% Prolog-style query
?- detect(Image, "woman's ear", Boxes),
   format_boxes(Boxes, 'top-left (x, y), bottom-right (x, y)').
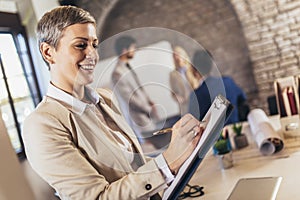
top-left (40, 42), bottom-right (55, 64)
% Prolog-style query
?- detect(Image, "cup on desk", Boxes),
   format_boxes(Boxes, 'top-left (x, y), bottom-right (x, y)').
top-left (217, 151), bottom-right (233, 169)
top-left (213, 139), bottom-right (233, 169)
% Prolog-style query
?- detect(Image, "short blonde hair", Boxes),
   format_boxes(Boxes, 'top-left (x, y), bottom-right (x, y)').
top-left (37, 6), bottom-right (96, 49)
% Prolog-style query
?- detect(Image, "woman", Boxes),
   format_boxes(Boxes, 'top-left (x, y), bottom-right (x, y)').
top-left (169, 46), bottom-right (198, 115)
top-left (22, 6), bottom-right (203, 200)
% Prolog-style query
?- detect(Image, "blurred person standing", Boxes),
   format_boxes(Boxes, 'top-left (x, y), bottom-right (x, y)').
top-left (169, 46), bottom-right (198, 116)
top-left (189, 49), bottom-right (248, 125)
top-left (111, 36), bottom-right (160, 141)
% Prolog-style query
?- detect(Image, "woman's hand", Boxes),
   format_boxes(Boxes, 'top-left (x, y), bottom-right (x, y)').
top-left (162, 114), bottom-right (204, 174)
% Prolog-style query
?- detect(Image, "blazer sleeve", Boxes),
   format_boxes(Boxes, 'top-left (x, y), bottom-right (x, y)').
top-left (22, 106), bottom-right (167, 200)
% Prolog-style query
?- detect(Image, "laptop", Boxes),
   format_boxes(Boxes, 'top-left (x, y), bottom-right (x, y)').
top-left (227, 177), bottom-right (282, 200)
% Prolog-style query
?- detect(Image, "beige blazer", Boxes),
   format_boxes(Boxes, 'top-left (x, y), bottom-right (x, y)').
top-left (169, 70), bottom-right (192, 115)
top-left (111, 60), bottom-right (156, 133)
top-left (22, 88), bottom-right (166, 200)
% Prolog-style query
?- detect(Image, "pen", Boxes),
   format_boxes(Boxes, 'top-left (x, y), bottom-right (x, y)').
top-left (152, 121), bottom-right (206, 136)
top-left (153, 127), bottom-right (173, 135)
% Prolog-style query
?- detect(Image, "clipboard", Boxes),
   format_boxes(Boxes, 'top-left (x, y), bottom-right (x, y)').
top-left (162, 94), bottom-right (233, 200)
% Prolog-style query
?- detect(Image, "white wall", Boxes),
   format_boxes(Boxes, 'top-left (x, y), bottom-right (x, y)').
top-left (91, 40), bottom-right (179, 118)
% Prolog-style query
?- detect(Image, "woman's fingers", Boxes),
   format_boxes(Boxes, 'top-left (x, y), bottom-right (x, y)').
top-left (163, 114), bottom-right (205, 174)
top-left (180, 115), bottom-right (201, 134)
top-left (171, 114), bottom-right (205, 142)
top-left (173, 114), bottom-right (194, 128)
top-left (184, 125), bottom-right (200, 140)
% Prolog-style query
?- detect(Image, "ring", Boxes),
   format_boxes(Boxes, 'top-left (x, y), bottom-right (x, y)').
top-left (190, 130), bottom-right (198, 137)
top-left (193, 131), bottom-right (198, 137)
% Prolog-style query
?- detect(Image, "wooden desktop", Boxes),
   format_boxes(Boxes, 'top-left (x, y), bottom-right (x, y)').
top-left (186, 115), bottom-right (300, 199)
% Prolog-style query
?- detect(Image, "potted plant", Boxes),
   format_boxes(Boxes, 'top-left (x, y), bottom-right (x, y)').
top-left (232, 123), bottom-right (248, 149)
top-left (213, 129), bottom-right (233, 169)
top-left (214, 139), bottom-right (231, 154)
top-left (213, 128), bottom-right (231, 154)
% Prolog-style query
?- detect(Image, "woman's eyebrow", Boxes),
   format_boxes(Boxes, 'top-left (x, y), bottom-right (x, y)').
top-left (73, 37), bottom-right (88, 41)
top-left (73, 37), bottom-right (99, 43)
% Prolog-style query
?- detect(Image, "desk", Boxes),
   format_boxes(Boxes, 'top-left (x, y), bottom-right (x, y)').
top-left (187, 115), bottom-right (300, 199)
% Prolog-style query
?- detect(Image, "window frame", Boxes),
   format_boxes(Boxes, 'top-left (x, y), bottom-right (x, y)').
top-left (0, 12), bottom-right (42, 159)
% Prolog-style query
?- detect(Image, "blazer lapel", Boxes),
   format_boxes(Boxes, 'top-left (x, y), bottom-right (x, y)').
top-left (98, 100), bottom-right (146, 162)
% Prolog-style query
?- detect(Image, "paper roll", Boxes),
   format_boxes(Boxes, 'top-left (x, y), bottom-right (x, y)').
top-left (247, 109), bottom-right (284, 155)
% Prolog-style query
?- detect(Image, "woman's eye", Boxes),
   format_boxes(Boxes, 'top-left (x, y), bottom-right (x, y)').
top-left (75, 43), bottom-right (87, 49)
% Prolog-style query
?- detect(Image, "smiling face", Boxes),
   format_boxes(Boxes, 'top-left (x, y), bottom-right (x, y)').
top-left (41, 23), bottom-right (99, 93)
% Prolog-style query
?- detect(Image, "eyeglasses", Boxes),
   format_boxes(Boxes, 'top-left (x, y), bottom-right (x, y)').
top-left (178, 184), bottom-right (204, 199)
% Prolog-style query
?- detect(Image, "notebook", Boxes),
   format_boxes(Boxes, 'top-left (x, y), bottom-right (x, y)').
top-left (162, 94), bottom-right (233, 200)
top-left (227, 177), bottom-right (282, 200)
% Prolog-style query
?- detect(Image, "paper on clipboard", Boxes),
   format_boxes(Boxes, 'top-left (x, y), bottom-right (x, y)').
top-left (162, 95), bottom-right (233, 200)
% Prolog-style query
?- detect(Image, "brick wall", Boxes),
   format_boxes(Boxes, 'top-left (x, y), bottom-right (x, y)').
top-left (79, 0), bottom-right (300, 114)
top-left (230, 0), bottom-right (300, 113)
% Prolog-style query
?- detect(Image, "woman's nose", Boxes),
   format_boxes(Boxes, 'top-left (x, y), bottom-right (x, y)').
top-left (86, 47), bottom-right (98, 60)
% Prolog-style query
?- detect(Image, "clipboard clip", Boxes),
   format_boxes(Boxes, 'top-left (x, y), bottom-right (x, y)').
top-left (214, 94), bottom-right (228, 110)
top-left (214, 101), bottom-right (221, 110)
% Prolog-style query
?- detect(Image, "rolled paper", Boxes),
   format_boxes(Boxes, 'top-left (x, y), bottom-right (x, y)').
top-left (247, 109), bottom-right (284, 156)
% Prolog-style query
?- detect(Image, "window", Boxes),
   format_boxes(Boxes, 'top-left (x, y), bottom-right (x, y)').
top-left (0, 13), bottom-right (41, 158)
